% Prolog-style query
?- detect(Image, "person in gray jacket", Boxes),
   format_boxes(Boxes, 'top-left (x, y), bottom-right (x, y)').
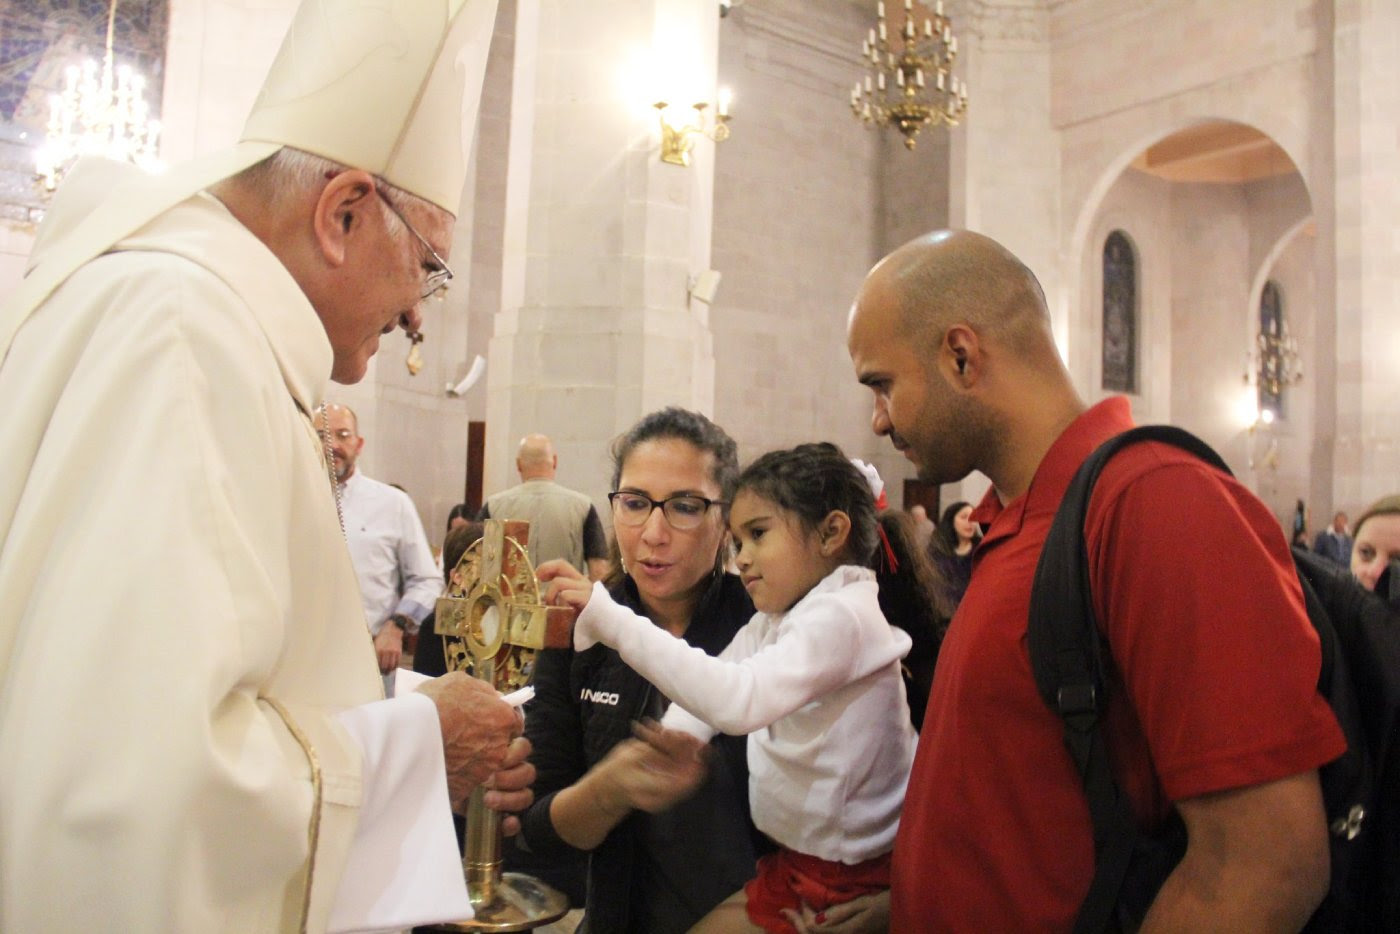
top-left (480, 433), bottom-right (608, 580)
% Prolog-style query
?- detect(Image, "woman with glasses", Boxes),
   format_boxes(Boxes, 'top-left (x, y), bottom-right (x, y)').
top-left (520, 408), bottom-right (768, 934)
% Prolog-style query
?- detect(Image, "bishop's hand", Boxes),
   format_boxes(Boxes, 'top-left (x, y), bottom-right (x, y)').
top-left (416, 672), bottom-right (528, 816)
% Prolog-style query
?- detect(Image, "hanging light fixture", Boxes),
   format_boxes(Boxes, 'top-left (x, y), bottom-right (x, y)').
top-left (850, 0), bottom-right (967, 150)
top-left (34, 0), bottom-right (164, 193)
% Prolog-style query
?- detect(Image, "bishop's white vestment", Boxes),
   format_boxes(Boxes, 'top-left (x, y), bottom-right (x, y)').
top-left (0, 186), bottom-right (468, 932)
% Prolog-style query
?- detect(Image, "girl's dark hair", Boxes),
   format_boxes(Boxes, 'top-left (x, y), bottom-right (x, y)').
top-left (935, 500), bottom-right (981, 554)
top-left (446, 502), bottom-right (473, 533)
top-left (603, 407), bottom-right (740, 590)
top-left (736, 442), bottom-right (951, 728)
top-left (440, 521), bottom-right (485, 582)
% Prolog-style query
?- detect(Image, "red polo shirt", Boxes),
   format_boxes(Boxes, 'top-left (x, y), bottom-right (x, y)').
top-left (890, 398), bottom-right (1344, 931)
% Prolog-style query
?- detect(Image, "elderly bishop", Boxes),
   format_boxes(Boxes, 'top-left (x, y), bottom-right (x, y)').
top-left (0, 2), bottom-right (527, 931)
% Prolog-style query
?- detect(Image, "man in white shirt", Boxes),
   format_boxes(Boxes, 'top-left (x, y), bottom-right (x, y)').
top-left (1312, 511), bottom-right (1353, 567)
top-left (321, 403), bottom-right (442, 690)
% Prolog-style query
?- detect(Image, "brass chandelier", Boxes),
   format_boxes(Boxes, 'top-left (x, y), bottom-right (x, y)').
top-left (850, 0), bottom-right (967, 150)
top-left (34, 0), bottom-right (163, 193)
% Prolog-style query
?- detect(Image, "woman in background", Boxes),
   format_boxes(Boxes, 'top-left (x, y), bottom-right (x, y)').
top-left (1350, 495), bottom-right (1400, 593)
top-left (931, 500), bottom-right (981, 609)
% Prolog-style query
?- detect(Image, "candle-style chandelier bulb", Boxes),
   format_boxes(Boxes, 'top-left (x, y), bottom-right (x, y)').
top-left (34, 0), bottom-right (165, 193)
top-left (850, 0), bottom-right (967, 149)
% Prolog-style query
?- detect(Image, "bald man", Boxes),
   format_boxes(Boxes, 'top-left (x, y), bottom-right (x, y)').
top-left (847, 230), bottom-right (1343, 932)
top-left (480, 434), bottom-right (608, 580)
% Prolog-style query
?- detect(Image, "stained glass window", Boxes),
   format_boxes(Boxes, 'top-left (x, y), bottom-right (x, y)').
top-left (1258, 280), bottom-right (1285, 419)
top-left (1101, 230), bottom-right (1137, 394)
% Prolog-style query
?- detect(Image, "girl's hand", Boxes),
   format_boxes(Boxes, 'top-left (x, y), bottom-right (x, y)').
top-left (539, 558), bottom-right (603, 650)
top-left (538, 559), bottom-right (593, 612)
top-left (780, 890), bottom-right (890, 934)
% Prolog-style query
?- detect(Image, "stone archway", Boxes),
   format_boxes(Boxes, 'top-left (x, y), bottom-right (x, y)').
top-left (1066, 119), bottom-right (1315, 520)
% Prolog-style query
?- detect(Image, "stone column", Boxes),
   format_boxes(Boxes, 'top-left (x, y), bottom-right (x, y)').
top-left (485, 0), bottom-right (720, 501)
top-left (943, 0), bottom-right (1056, 508)
top-left (1328, 0), bottom-right (1400, 513)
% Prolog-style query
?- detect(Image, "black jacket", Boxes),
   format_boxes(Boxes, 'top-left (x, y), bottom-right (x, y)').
top-left (520, 572), bottom-right (767, 933)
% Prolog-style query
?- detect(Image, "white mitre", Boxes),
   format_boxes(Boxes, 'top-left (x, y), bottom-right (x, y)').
top-left (1, 0), bottom-right (498, 359)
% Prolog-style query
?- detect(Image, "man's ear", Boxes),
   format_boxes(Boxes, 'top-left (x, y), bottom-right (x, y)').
top-left (312, 169), bottom-right (377, 267)
top-left (818, 510), bottom-right (852, 556)
top-left (943, 324), bottom-right (981, 387)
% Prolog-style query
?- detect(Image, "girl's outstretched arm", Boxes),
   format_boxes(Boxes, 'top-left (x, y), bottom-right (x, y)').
top-left (571, 578), bottom-right (908, 735)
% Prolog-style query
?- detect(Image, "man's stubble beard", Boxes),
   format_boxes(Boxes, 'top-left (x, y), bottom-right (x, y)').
top-left (913, 393), bottom-right (996, 488)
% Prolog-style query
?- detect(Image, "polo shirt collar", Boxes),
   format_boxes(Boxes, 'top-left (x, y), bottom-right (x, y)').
top-left (970, 397), bottom-right (1135, 552)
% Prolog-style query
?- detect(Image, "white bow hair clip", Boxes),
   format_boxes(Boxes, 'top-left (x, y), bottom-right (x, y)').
top-left (849, 458), bottom-right (886, 505)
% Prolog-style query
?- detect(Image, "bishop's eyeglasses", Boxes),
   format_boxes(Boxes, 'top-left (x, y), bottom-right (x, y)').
top-left (608, 491), bottom-right (728, 531)
top-left (375, 186), bottom-right (454, 300)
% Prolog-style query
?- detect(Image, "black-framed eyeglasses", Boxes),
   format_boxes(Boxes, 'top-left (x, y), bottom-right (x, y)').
top-left (375, 186), bottom-right (454, 300)
top-left (608, 491), bottom-right (728, 530)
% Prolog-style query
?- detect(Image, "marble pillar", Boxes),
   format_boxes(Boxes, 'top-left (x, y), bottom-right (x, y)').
top-left (1328, 0), bottom-right (1400, 513)
top-left (485, 0), bottom-right (720, 503)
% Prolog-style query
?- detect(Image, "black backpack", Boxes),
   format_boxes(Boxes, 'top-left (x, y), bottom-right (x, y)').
top-left (1027, 425), bottom-right (1400, 933)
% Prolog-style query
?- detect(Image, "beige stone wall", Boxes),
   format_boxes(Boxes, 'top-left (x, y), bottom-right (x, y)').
top-left (1048, 0), bottom-right (1393, 532)
top-left (1077, 169), bottom-right (1173, 423)
top-left (1168, 183), bottom-right (1254, 461)
top-left (709, 0), bottom-right (895, 481)
top-left (1330, 0), bottom-right (1400, 514)
top-left (482, 0), bottom-right (722, 522)
top-left (1077, 163), bottom-right (1317, 527)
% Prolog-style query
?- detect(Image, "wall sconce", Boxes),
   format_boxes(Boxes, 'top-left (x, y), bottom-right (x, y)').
top-left (654, 89), bottom-right (732, 166)
top-left (1246, 413), bottom-right (1279, 474)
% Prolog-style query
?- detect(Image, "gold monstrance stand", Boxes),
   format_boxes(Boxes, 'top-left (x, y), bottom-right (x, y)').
top-left (428, 519), bottom-right (575, 932)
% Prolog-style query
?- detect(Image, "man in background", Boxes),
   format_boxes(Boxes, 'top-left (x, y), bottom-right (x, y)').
top-left (1313, 511), bottom-right (1353, 566)
top-left (320, 403), bottom-right (442, 693)
top-left (480, 433), bottom-right (609, 580)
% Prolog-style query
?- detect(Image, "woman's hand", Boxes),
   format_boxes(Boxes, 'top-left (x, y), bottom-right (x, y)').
top-left (548, 720), bottom-right (710, 851)
top-left (622, 719), bottom-right (711, 812)
top-left (584, 725), bottom-right (707, 816)
top-left (780, 890), bottom-right (890, 934)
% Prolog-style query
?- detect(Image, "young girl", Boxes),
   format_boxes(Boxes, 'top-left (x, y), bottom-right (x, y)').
top-left (564, 441), bottom-right (946, 933)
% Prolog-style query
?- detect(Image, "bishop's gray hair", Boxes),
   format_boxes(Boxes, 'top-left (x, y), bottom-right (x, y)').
top-left (231, 147), bottom-right (441, 236)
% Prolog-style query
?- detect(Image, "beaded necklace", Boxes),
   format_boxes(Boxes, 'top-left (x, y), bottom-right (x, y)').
top-left (318, 402), bottom-right (346, 534)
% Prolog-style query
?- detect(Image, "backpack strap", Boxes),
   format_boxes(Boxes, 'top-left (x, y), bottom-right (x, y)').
top-left (1027, 424), bottom-right (1230, 934)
